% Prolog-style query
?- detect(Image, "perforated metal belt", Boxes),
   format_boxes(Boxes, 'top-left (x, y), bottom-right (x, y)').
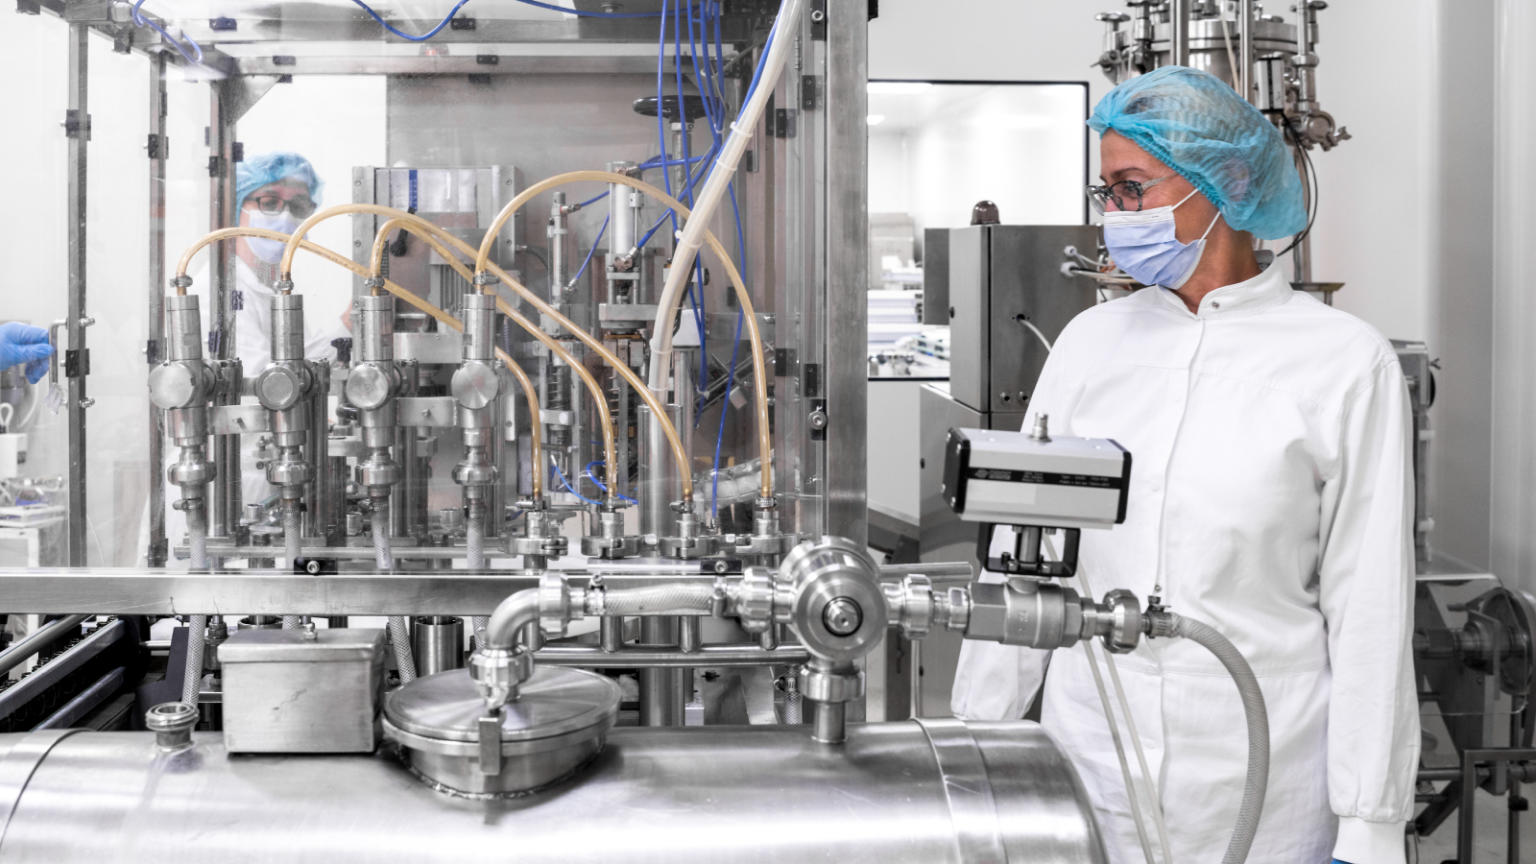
top-left (916, 717), bottom-right (1008, 864)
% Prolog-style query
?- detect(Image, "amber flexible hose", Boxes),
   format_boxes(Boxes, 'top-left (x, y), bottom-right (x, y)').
top-left (370, 217), bottom-right (619, 502)
top-left (175, 226), bottom-right (543, 499)
top-left (271, 202), bottom-right (668, 500)
top-left (472, 169), bottom-right (771, 500)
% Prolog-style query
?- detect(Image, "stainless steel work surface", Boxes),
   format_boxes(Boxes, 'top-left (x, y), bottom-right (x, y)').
top-left (0, 722), bottom-right (1106, 863)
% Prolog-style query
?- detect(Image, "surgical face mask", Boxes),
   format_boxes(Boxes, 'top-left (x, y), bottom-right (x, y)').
top-left (245, 209), bottom-right (303, 264)
top-left (1101, 189), bottom-right (1221, 290)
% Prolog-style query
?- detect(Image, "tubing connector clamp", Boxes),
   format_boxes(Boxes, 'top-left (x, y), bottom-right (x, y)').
top-left (469, 645), bottom-right (534, 711)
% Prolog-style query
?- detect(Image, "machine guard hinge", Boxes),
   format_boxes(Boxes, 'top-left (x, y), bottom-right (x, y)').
top-left (772, 107), bottom-right (797, 139)
top-left (773, 347), bottom-right (792, 377)
top-left (146, 339), bottom-right (161, 366)
top-left (451, 15), bottom-right (476, 30)
top-left (147, 133), bottom-right (168, 159)
top-left (801, 75), bottom-right (820, 111)
top-left (207, 143), bottom-right (244, 178)
top-left (64, 349), bottom-right (90, 379)
top-left (63, 109), bottom-right (92, 141)
top-left (810, 0), bottom-right (826, 40)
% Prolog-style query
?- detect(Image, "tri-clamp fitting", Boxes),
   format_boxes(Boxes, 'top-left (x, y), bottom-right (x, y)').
top-left (769, 538), bottom-right (890, 744)
top-left (657, 500), bottom-right (722, 559)
top-left (579, 503), bottom-right (641, 559)
top-left (730, 496), bottom-right (797, 559)
top-left (505, 497), bottom-right (569, 561)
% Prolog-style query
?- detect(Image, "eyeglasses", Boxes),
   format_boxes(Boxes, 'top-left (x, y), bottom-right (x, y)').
top-left (1085, 175), bottom-right (1173, 214)
top-left (247, 194), bottom-right (317, 219)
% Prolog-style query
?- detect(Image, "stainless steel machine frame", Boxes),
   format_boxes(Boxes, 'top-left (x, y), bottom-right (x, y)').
top-left (34, 0), bottom-right (869, 568)
top-left (17, 0), bottom-right (876, 745)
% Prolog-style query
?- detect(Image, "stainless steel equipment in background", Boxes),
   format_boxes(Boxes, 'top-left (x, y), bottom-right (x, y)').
top-left (1091, 0), bottom-right (1348, 298)
top-left (913, 224), bottom-right (1099, 717)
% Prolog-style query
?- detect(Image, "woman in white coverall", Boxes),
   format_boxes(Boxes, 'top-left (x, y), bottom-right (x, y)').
top-left (951, 66), bottom-right (1418, 864)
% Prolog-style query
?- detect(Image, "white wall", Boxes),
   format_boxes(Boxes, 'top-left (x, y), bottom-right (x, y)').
top-left (1490, 0), bottom-right (1536, 590)
top-left (868, 133), bottom-right (909, 214)
top-left (871, 0), bottom-right (1108, 178)
top-left (0, 11), bottom-right (383, 565)
top-left (872, 84), bottom-right (1085, 234)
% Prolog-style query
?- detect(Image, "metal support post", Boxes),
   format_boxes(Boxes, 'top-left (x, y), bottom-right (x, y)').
top-left (65, 23), bottom-right (90, 566)
top-left (639, 616), bottom-right (685, 726)
top-left (1456, 746), bottom-right (1536, 864)
top-left (208, 81), bottom-right (240, 538)
top-left (146, 52), bottom-right (169, 567)
top-left (1170, 0), bottom-right (1191, 66)
top-left (824, 2), bottom-right (868, 546)
top-left (1237, 0), bottom-right (1254, 102)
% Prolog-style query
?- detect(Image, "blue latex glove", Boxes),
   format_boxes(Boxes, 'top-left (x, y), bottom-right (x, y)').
top-left (0, 323), bottom-right (54, 384)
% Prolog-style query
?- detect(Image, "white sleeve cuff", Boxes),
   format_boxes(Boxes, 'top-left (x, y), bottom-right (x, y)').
top-left (1333, 816), bottom-right (1405, 864)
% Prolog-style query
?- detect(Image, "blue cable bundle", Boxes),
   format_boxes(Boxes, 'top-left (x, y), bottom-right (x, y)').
top-left (131, 1), bottom-right (203, 64)
top-left (551, 458), bottom-right (601, 507)
top-left (586, 461), bottom-right (639, 505)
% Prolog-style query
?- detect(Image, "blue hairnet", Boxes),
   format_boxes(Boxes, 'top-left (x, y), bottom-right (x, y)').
top-left (236, 152), bottom-right (323, 208)
top-left (1088, 66), bottom-right (1306, 240)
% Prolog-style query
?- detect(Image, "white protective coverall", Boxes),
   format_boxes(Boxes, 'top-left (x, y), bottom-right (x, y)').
top-left (951, 263), bottom-right (1419, 864)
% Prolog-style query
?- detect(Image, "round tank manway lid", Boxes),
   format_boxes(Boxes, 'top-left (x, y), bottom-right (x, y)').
top-left (385, 667), bottom-right (620, 744)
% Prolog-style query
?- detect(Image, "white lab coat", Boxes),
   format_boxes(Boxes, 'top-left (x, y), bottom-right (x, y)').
top-left (952, 264), bottom-right (1419, 864)
top-left (155, 258), bottom-right (347, 555)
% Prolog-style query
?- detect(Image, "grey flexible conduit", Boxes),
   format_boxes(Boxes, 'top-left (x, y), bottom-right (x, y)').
top-left (467, 510), bottom-right (486, 650)
top-left (1169, 612), bottom-right (1269, 864)
top-left (281, 505), bottom-right (303, 630)
top-left (182, 505), bottom-right (208, 706)
top-left (377, 507), bottom-right (416, 683)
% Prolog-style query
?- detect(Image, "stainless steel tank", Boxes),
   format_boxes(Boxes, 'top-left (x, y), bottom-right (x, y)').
top-left (0, 720), bottom-right (1105, 863)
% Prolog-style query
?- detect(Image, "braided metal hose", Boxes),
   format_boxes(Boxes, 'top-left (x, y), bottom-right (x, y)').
top-left (600, 583), bottom-right (717, 616)
top-left (181, 615), bottom-right (206, 706)
top-left (781, 674), bottom-right (803, 725)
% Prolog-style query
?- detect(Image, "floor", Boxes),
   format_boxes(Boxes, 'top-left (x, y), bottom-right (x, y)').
top-left (1413, 790), bottom-right (1536, 863)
